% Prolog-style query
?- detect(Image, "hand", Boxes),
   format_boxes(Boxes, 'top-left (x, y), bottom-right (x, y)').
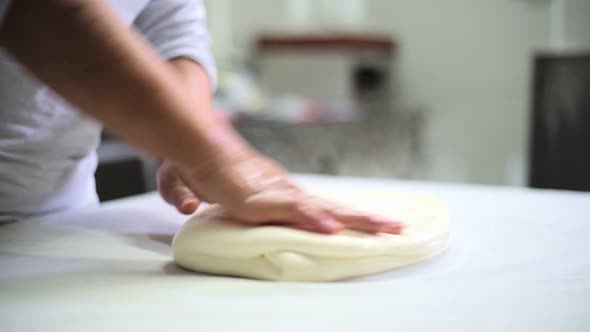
top-left (158, 152), bottom-right (404, 235)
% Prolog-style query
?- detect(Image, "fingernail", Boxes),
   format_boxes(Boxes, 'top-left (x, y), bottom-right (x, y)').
top-left (180, 198), bottom-right (198, 212)
top-left (380, 222), bottom-right (404, 235)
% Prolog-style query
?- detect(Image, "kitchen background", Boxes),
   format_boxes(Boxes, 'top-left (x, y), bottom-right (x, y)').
top-left (97, 0), bottom-right (590, 201)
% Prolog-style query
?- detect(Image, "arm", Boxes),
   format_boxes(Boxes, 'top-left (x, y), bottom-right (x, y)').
top-left (157, 57), bottom-right (251, 214)
top-left (0, 0), bottom-right (403, 234)
top-left (0, 0), bottom-right (234, 168)
top-left (130, 0), bottom-right (244, 153)
top-left (159, 58), bottom-right (402, 234)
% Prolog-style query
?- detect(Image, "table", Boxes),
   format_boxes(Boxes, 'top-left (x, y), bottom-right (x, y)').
top-left (1, 175), bottom-right (589, 331)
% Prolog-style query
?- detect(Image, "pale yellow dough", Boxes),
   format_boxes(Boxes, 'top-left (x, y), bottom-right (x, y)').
top-left (172, 188), bottom-right (450, 281)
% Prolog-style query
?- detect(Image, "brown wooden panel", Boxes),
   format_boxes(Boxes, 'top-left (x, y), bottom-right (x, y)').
top-left (256, 33), bottom-right (397, 55)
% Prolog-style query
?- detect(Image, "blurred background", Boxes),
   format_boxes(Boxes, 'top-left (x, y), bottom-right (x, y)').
top-left (96, 0), bottom-right (590, 201)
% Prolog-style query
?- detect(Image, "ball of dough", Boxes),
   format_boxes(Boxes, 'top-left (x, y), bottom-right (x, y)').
top-left (172, 188), bottom-right (450, 281)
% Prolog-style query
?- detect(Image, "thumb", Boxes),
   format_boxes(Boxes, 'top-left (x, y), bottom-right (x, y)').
top-left (157, 163), bottom-right (201, 214)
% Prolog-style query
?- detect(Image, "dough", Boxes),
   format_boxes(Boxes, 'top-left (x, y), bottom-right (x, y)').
top-left (172, 188), bottom-right (450, 281)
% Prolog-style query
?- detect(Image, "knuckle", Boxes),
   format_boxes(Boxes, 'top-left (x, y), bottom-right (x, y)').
top-left (235, 203), bottom-right (265, 222)
top-left (286, 196), bottom-right (303, 211)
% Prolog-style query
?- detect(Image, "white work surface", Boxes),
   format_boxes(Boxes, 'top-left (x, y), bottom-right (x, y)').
top-left (1, 175), bottom-right (589, 331)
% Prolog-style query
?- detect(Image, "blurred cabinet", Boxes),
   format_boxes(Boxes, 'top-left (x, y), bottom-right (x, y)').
top-left (529, 52), bottom-right (590, 191)
top-left (254, 33), bottom-right (396, 111)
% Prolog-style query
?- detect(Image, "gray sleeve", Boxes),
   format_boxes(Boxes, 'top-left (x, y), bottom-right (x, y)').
top-left (0, 0), bottom-right (12, 31)
top-left (134, 0), bottom-right (217, 91)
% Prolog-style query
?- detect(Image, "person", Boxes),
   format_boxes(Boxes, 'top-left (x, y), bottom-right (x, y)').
top-left (0, 0), bottom-right (403, 234)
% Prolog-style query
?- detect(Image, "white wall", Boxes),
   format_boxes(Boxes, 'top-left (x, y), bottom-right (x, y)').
top-left (366, 0), bottom-right (550, 185)
top-left (563, 0), bottom-right (590, 47)
top-left (204, 0), bottom-right (556, 185)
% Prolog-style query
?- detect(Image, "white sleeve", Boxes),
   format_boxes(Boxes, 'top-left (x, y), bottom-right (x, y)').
top-left (134, 0), bottom-right (217, 91)
top-left (0, 0), bottom-right (12, 31)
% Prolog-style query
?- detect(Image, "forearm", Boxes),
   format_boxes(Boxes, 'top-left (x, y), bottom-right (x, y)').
top-left (167, 57), bottom-right (249, 152)
top-left (0, 0), bottom-right (237, 166)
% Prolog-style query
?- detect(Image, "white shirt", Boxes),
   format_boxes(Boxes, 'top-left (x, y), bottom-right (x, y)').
top-left (0, 0), bottom-right (216, 221)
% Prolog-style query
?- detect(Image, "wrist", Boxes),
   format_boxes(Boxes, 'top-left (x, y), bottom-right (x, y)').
top-left (179, 125), bottom-right (254, 178)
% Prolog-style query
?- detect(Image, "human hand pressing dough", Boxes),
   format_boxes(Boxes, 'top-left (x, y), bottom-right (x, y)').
top-left (157, 153), bottom-right (404, 235)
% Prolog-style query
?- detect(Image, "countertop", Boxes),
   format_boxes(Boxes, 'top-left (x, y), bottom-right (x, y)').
top-left (1, 175), bottom-right (589, 331)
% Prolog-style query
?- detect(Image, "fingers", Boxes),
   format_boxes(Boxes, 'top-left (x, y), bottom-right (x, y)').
top-left (329, 209), bottom-right (404, 235)
top-left (238, 191), bottom-right (404, 235)
top-left (311, 198), bottom-right (405, 235)
top-left (158, 163), bottom-right (201, 214)
top-left (239, 191), bottom-right (345, 234)
top-left (290, 198), bottom-right (345, 234)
